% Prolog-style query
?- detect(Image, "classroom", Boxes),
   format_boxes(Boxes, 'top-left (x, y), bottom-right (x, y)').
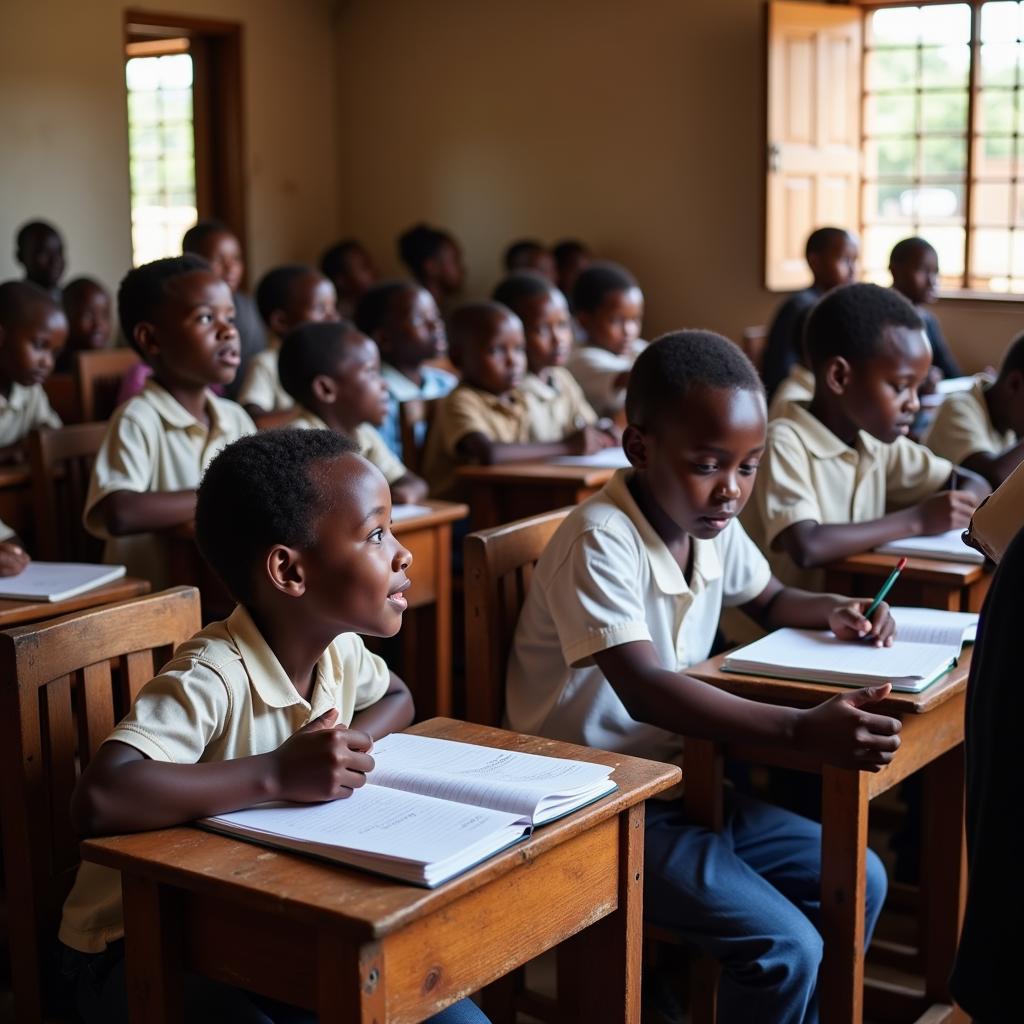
top-left (1, 1), bottom-right (1020, 1022)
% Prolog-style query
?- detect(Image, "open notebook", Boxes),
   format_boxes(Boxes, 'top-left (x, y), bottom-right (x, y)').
top-left (721, 607), bottom-right (978, 693)
top-left (389, 503), bottom-right (434, 523)
top-left (549, 448), bottom-right (630, 469)
top-left (0, 562), bottom-right (126, 602)
top-left (202, 733), bottom-right (617, 887)
top-left (875, 528), bottom-right (984, 565)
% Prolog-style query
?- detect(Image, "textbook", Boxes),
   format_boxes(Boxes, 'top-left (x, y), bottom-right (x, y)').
top-left (721, 606), bottom-right (978, 693)
top-left (202, 732), bottom-right (618, 887)
top-left (549, 448), bottom-right (630, 469)
top-left (0, 562), bottom-right (126, 602)
top-left (875, 528), bottom-right (984, 565)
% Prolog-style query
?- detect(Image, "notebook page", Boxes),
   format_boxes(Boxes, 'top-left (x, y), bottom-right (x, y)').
top-left (389, 503), bottom-right (434, 523)
top-left (890, 607), bottom-right (978, 646)
top-left (548, 449), bottom-right (630, 469)
top-left (875, 529), bottom-right (984, 564)
top-left (0, 562), bottom-right (126, 601)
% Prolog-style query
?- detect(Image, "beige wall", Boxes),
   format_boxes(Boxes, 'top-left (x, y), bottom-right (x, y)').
top-left (334, 0), bottom-right (1020, 371)
top-left (0, 0), bottom-right (338, 302)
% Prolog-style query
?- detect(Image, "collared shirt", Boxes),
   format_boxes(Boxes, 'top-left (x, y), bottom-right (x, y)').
top-left (58, 603), bottom-right (391, 953)
top-left (744, 401), bottom-right (952, 591)
top-left (506, 469), bottom-right (771, 772)
top-left (379, 363), bottom-right (457, 458)
top-left (925, 374), bottom-right (1014, 468)
top-left (83, 379), bottom-right (256, 588)
top-left (237, 345), bottom-right (293, 413)
top-left (520, 366), bottom-right (598, 442)
top-left (767, 364), bottom-right (814, 421)
top-left (288, 408), bottom-right (409, 484)
top-left (421, 383), bottom-right (531, 500)
top-left (0, 380), bottom-right (62, 446)
top-left (566, 340), bottom-right (648, 417)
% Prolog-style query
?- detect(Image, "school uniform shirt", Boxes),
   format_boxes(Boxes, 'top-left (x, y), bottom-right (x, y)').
top-left (744, 401), bottom-right (952, 591)
top-left (58, 603), bottom-right (391, 954)
top-left (762, 286), bottom-right (821, 398)
top-left (421, 382), bottom-right (531, 500)
top-left (767, 364), bottom-right (814, 422)
top-left (506, 468), bottom-right (771, 778)
top-left (236, 344), bottom-right (293, 413)
top-left (379, 363), bottom-right (458, 458)
top-left (520, 366), bottom-right (598, 443)
top-left (924, 374), bottom-right (1014, 467)
top-left (0, 380), bottom-right (62, 446)
top-left (83, 379), bottom-right (256, 589)
top-left (566, 339), bottom-right (648, 417)
top-left (920, 307), bottom-right (962, 379)
top-left (288, 408), bottom-right (409, 484)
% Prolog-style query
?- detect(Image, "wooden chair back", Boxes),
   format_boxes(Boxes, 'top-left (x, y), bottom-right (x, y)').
top-left (463, 508), bottom-right (570, 726)
top-left (43, 373), bottom-right (81, 424)
top-left (0, 586), bottom-right (202, 1024)
top-left (741, 324), bottom-right (768, 372)
top-left (27, 422), bottom-right (108, 562)
top-left (75, 347), bottom-right (140, 422)
top-left (399, 396), bottom-right (441, 476)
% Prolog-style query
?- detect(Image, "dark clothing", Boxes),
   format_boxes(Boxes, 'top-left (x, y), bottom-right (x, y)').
top-left (763, 287), bottom-right (821, 398)
top-left (920, 308), bottom-right (962, 379)
top-left (226, 290), bottom-right (267, 402)
top-left (949, 525), bottom-right (1024, 1018)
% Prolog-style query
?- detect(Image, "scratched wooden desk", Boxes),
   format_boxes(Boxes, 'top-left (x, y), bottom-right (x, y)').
top-left (0, 577), bottom-right (151, 628)
top-left (80, 717), bottom-right (680, 1024)
top-left (685, 652), bottom-right (971, 1024)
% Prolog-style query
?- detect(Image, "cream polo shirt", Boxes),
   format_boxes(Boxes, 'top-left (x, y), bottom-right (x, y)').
top-left (422, 383), bottom-right (531, 500)
top-left (566, 339), bottom-right (648, 417)
top-left (767, 364), bottom-right (814, 422)
top-left (925, 374), bottom-right (1015, 467)
top-left (59, 603), bottom-right (391, 953)
top-left (288, 408), bottom-right (409, 484)
top-left (0, 518), bottom-right (14, 542)
top-left (506, 469), bottom-right (771, 770)
top-left (0, 380), bottom-right (62, 446)
top-left (237, 345), bottom-right (294, 413)
top-left (520, 366), bottom-right (598, 443)
top-left (83, 380), bottom-right (256, 589)
top-left (744, 401), bottom-right (953, 591)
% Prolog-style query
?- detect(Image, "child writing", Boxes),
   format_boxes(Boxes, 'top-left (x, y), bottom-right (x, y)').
top-left (278, 320), bottom-right (428, 504)
top-left (83, 255), bottom-right (255, 589)
top-left (506, 331), bottom-right (899, 1024)
top-left (58, 277), bottom-right (113, 372)
top-left (354, 280), bottom-right (457, 458)
top-left (320, 238), bottom-right (378, 318)
top-left (925, 332), bottom-right (1024, 487)
top-left (61, 428), bottom-right (491, 1024)
top-left (397, 223), bottom-right (465, 310)
top-left (237, 264), bottom-right (339, 417)
top-left (745, 283), bottom-right (989, 592)
top-left (565, 261), bottom-right (646, 416)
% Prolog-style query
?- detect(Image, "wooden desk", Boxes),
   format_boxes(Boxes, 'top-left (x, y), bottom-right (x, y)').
top-left (0, 576), bottom-right (151, 627)
top-left (457, 463), bottom-right (614, 530)
top-left (824, 552), bottom-right (991, 612)
top-left (686, 653), bottom-right (970, 1024)
top-left (80, 717), bottom-right (681, 1024)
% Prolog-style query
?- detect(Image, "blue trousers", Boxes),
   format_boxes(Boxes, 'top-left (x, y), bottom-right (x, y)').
top-left (644, 793), bottom-right (888, 1024)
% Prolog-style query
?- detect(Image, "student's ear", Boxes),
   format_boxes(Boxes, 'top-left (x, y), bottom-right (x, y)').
top-left (622, 424), bottom-right (649, 469)
top-left (268, 309), bottom-right (291, 339)
top-left (132, 322), bottom-right (160, 363)
top-left (310, 373), bottom-right (339, 405)
top-left (266, 544), bottom-right (306, 597)
top-left (822, 355), bottom-right (852, 396)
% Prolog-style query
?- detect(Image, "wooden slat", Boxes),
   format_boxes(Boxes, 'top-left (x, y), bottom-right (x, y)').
top-left (78, 660), bottom-right (116, 766)
top-left (121, 648), bottom-right (157, 708)
top-left (41, 674), bottom-right (77, 875)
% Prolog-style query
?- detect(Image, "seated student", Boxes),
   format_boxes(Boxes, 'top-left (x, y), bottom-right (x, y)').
top-left (507, 332), bottom-right (899, 1024)
top-left (890, 236), bottom-right (962, 382)
top-left (320, 238), bottom-right (378, 318)
top-left (503, 239), bottom-right (556, 283)
top-left (397, 223), bottom-right (465, 311)
top-left (237, 264), bottom-right (339, 417)
top-left (565, 262), bottom-right (646, 417)
top-left (61, 428), bottom-right (491, 1024)
top-left (354, 280), bottom-right (457, 458)
top-left (279, 320), bottom-right (428, 504)
top-left (767, 344), bottom-right (814, 421)
top-left (925, 332), bottom-right (1024, 488)
top-left (15, 219), bottom-right (65, 303)
top-left (553, 238), bottom-right (591, 302)
top-left (84, 255), bottom-right (255, 589)
top-left (422, 301), bottom-right (612, 500)
top-left (745, 283), bottom-right (989, 592)
top-left (492, 271), bottom-right (616, 446)
top-left (58, 277), bottom-right (113, 372)
top-left (762, 226), bottom-right (859, 398)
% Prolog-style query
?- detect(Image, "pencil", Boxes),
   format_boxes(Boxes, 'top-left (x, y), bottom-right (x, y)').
top-left (864, 556), bottom-right (908, 619)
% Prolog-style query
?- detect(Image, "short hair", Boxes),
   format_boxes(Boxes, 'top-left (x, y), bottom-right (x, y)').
top-left (491, 271), bottom-right (555, 314)
top-left (255, 264), bottom-right (313, 324)
top-left (572, 261), bottom-right (638, 313)
top-left (353, 280), bottom-right (415, 337)
top-left (182, 219), bottom-right (232, 254)
top-left (804, 283), bottom-right (923, 370)
top-left (626, 331), bottom-right (763, 428)
top-left (889, 236), bottom-right (936, 267)
top-left (15, 220), bottom-right (61, 251)
top-left (805, 226), bottom-right (850, 259)
top-left (448, 301), bottom-right (514, 362)
top-left (117, 254), bottom-right (210, 349)
top-left (504, 239), bottom-right (546, 272)
top-left (278, 320), bottom-right (362, 408)
top-left (196, 429), bottom-right (360, 604)
top-left (999, 332), bottom-right (1024, 379)
top-left (320, 239), bottom-right (364, 280)
top-left (397, 223), bottom-right (451, 275)
top-left (553, 239), bottom-right (588, 268)
top-left (62, 276), bottom-right (107, 309)
top-left (0, 279), bottom-right (56, 328)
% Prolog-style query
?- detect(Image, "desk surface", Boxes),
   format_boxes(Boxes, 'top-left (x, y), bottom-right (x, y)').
top-left (0, 576), bottom-right (151, 627)
top-left (390, 499), bottom-right (468, 532)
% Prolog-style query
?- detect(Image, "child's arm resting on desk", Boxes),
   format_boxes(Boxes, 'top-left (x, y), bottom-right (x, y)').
top-left (350, 671), bottom-right (414, 739)
top-left (94, 489), bottom-right (198, 535)
top-left (457, 425), bottom-right (614, 466)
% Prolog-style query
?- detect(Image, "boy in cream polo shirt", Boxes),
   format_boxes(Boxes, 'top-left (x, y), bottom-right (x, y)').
top-left (83, 255), bottom-right (255, 589)
top-left (508, 332), bottom-right (901, 1024)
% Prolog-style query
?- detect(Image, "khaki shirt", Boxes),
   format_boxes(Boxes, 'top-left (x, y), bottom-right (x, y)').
top-left (288, 408), bottom-right (409, 484)
top-left (83, 380), bottom-right (256, 588)
top-left (237, 346), bottom-right (294, 413)
top-left (925, 374), bottom-right (1015, 467)
top-left (744, 402), bottom-right (953, 591)
top-left (59, 603), bottom-right (391, 953)
top-left (520, 366), bottom-right (598, 442)
top-left (566, 340), bottom-right (647, 417)
top-left (422, 383), bottom-right (531, 500)
top-left (0, 380), bottom-right (61, 446)
top-left (767, 364), bottom-right (814, 421)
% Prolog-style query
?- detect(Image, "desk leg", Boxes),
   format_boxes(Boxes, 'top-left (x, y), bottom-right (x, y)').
top-left (556, 803), bottom-right (644, 1023)
top-left (317, 933), bottom-right (385, 1023)
top-left (122, 873), bottom-right (184, 1024)
top-left (820, 767), bottom-right (869, 1024)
